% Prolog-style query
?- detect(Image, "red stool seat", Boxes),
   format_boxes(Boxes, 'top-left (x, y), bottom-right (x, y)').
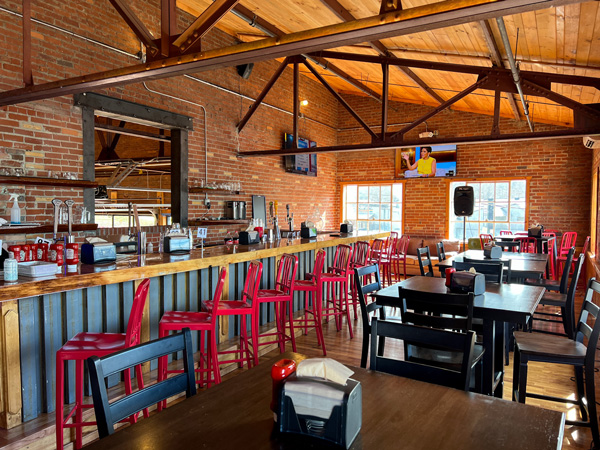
top-left (56, 278), bottom-right (150, 450)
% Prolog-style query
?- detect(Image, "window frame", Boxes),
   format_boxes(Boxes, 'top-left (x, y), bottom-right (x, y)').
top-left (446, 177), bottom-right (531, 239)
top-left (340, 180), bottom-right (406, 234)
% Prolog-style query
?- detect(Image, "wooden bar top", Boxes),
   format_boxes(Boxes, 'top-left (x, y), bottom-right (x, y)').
top-left (0, 231), bottom-right (387, 302)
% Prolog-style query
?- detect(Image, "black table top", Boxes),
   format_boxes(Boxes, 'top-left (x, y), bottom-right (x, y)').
top-left (376, 277), bottom-right (545, 324)
top-left (84, 352), bottom-right (564, 450)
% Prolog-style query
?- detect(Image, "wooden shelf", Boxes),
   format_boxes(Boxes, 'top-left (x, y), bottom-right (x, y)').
top-left (188, 220), bottom-right (248, 226)
top-left (0, 223), bottom-right (98, 235)
top-left (189, 187), bottom-right (241, 195)
top-left (0, 176), bottom-right (98, 188)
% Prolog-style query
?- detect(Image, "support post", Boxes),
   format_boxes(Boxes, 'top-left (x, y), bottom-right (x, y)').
top-left (492, 89), bottom-right (501, 136)
top-left (161, 0), bottom-right (177, 57)
top-left (82, 106), bottom-right (96, 224)
top-left (171, 129), bottom-right (189, 227)
top-left (293, 62), bottom-right (299, 147)
top-left (0, 301), bottom-right (22, 428)
top-left (381, 63), bottom-right (389, 140)
top-left (22, 0), bottom-right (33, 87)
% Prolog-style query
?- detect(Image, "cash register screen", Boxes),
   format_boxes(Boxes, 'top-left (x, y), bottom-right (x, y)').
top-left (252, 195), bottom-right (267, 226)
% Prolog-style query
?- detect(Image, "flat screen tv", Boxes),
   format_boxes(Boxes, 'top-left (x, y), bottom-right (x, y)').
top-left (283, 133), bottom-right (317, 177)
top-left (395, 144), bottom-right (457, 178)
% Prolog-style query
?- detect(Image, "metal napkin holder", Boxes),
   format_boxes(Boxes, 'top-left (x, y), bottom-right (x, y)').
top-left (276, 374), bottom-right (362, 449)
top-left (449, 271), bottom-right (485, 296)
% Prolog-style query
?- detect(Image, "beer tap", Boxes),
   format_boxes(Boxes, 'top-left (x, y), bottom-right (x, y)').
top-left (286, 204), bottom-right (294, 231)
top-left (65, 200), bottom-right (75, 243)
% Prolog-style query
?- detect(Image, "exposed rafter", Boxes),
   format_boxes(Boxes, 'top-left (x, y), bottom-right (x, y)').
top-left (0, 0), bottom-right (591, 107)
top-left (109, 0), bottom-right (159, 56)
top-left (319, 0), bottom-right (444, 104)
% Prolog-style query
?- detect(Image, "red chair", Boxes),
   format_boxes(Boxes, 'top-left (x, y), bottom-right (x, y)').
top-left (542, 232), bottom-right (557, 279)
top-left (321, 244), bottom-right (354, 338)
top-left (349, 241), bottom-right (371, 317)
top-left (368, 239), bottom-right (385, 266)
top-left (557, 231), bottom-right (577, 274)
top-left (499, 230), bottom-right (513, 236)
top-left (256, 254), bottom-right (299, 354)
top-left (516, 237), bottom-right (536, 253)
top-left (203, 261), bottom-right (263, 368)
top-left (158, 268), bottom-right (227, 400)
top-left (390, 234), bottom-right (410, 282)
top-left (380, 234), bottom-right (397, 286)
top-left (56, 278), bottom-right (150, 450)
top-left (479, 233), bottom-right (493, 249)
top-left (294, 249), bottom-right (327, 355)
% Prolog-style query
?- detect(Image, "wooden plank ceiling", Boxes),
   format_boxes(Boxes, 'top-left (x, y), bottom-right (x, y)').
top-left (177, 0), bottom-right (600, 127)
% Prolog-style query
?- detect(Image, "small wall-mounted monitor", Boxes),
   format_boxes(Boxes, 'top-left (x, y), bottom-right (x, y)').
top-left (283, 133), bottom-right (317, 177)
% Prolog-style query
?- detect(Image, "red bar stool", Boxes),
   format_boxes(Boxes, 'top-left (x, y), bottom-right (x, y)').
top-left (56, 278), bottom-right (150, 450)
top-left (202, 261), bottom-right (263, 368)
top-left (256, 254), bottom-right (299, 353)
top-left (379, 234), bottom-right (397, 286)
top-left (542, 232), bottom-right (557, 279)
top-left (390, 234), bottom-right (410, 282)
top-left (499, 230), bottom-right (513, 236)
top-left (293, 249), bottom-right (327, 355)
top-left (321, 244), bottom-right (354, 338)
top-left (557, 231), bottom-right (577, 275)
top-left (158, 267), bottom-right (227, 402)
top-left (348, 241), bottom-right (371, 316)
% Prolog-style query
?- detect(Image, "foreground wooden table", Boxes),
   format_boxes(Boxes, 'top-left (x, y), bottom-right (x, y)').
top-left (84, 353), bottom-right (564, 450)
top-left (375, 277), bottom-right (545, 397)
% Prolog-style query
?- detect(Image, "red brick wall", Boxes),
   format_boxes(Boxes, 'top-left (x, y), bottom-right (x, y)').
top-left (0, 1), bottom-right (338, 245)
top-left (337, 94), bottom-right (592, 246)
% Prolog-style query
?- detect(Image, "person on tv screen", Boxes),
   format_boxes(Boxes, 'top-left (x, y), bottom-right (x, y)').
top-left (403, 146), bottom-right (436, 177)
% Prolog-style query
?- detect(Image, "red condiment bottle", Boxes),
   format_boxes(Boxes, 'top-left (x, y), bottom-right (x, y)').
top-left (22, 244), bottom-right (31, 262)
top-left (66, 243), bottom-right (79, 272)
top-left (37, 243), bottom-right (48, 261)
top-left (8, 245), bottom-right (21, 262)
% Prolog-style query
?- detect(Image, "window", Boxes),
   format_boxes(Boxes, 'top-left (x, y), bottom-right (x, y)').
top-left (342, 183), bottom-right (403, 233)
top-left (449, 179), bottom-right (528, 241)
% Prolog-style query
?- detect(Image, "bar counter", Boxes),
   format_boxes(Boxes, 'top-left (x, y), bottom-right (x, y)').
top-left (0, 231), bottom-right (387, 429)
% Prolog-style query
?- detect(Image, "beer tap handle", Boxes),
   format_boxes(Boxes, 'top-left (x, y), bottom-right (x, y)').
top-left (65, 200), bottom-right (75, 241)
top-left (51, 199), bottom-right (63, 242)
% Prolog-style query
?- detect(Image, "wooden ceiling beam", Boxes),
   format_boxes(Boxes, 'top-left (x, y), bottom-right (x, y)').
top-left (0, 0), bottom-right (591, 107)
top-left (231, 3), bottom-right (381, 101)
top-left (173, 0), bottom-right (240, 54)
top-left (319, 0), bottom-right (445, 104)
top-left (479, 20), bottom-right (520, 121)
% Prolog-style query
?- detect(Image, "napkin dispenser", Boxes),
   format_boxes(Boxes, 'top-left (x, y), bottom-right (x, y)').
top-left (277, 375), bottom-right (362, 449)
top-left (340, 223), bottom-right (353, 233)
top-left (449, 271), bottom-right (485, 296)
top-left (81, 243), bottom-right (117, 264)
top-left (528, 225), bottom-right (544, 238)
top-left (301, 226), bottom-right (317, 238)
top-left (239, 231), bottom-right (260, 245)
top-left (483, 244), bottom-right (502, 259)
top-left (163, 236), bottom-right (191, 253)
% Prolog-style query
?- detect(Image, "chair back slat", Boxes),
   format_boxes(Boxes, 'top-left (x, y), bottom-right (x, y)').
top-left (88, 329), bottom-right (196, 439)
top-left (394, 235), bottom-right (410, 257)
top-left (332, 244), bottom-right (353, 275)
top-left (398, 286), bottom-right (475, 331)
top-left (370, 319), bottom-right (475, 391)
top-left (369, 239), bottom-right (385, 265)
top-left (354, 264), bottom-right (385, 368)
top-left (242, 261), bottom-right (263, 309)
top-left (454, 259), bottom-right (510, 284)
top-left (274, 254), bottom-right (298, 294)
top-left (479, 234), bottom-right (493, 249)
top-left (417, 246), bottom-right (434, 277)
top-left (576, 279), bottom-right (600, 365)
top-left (558, 247), bottom-right (575, 294)
top-left (125, 278), bottom-right (151, 347)
top-left (351, 241), bottom-right (370, 267)
top-left (559, 232), bottom-right (577, 256)
top-left (515, 237), bottom-right (536, 253)
top-left (436, 241), bottom-right (446, 262)
top-left (208, 268), bottom-right (228, 325)
top-left (563, 254), bottom-right (585, 338)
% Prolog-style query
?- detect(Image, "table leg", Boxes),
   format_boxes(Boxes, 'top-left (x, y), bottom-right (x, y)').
top-left (482, 318), bottom-right (505, 398)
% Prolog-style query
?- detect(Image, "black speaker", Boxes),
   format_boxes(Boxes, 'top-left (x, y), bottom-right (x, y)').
top-left (236, 63), bottom-right (254, 79)
top-left (454, 186), bottom-right (474, 216)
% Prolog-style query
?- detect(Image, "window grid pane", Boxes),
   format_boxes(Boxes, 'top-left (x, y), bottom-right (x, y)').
top-left (343, 183), bottom-right (403, 233)
top-left (449, 179), bottom-right (527, 241)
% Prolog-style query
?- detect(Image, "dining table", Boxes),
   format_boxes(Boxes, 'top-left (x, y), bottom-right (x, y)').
top-left (83, 352), bottom-right (564, 450)
top-left (438, 250), bottom-right (549, 280)
top-left (375, 276), bottom-right (546, 398)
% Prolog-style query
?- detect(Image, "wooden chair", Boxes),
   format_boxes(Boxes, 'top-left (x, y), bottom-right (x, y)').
top-left (354, 264), bottom-right (387, 368)
top-left (454, 259), bottom-right (511, 284)
top-left (417, 246), bottom-right (434, 277)
top-left (512, 278), bottom-right (600, 449)
top-left (397, 286), bottom-right (484, 392)
top-left (532, 253), bottom-right (585, 339)
top-left (524, 246), bottom-right (575, 293)
top-left (88, 329), bottom-right (197, 439)
top-left (436, 241), bottom-right (446, 262)
top-left (348, 241), bottom-right (371, 319)
top-left (370, 318), bottom-right (476, 391)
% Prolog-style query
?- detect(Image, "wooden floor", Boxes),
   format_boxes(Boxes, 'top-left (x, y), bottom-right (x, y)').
top-left (0, 286), bottom-right (596, 449)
